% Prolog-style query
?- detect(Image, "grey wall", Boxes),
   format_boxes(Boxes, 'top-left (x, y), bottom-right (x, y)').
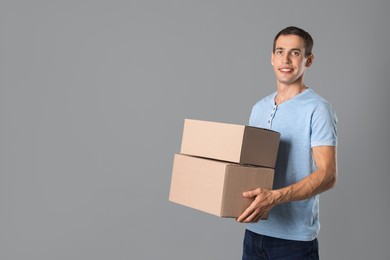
top-left (1, 1), bottom-right (389, 259)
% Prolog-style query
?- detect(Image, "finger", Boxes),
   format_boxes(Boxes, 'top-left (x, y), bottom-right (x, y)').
top-left (252, 213), bottom-right (263, 223)
top-left (241, 206), bottom-right (269, 223)
top-left (238, 204), bottom-right (262, 223)
top-left (236, 205), bottom-right (255, 222)
top-left (243, 188), bottom-right (261, 198)
top-left (242, 210), bottom-right (260, 223)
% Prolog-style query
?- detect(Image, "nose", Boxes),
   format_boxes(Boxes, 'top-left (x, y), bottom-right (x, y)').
top-left (282, 53), bottom-right (292, 64)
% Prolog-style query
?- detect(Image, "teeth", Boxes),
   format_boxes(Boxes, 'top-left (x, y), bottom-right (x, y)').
top-left (280, 68), bottom-right (293, 72)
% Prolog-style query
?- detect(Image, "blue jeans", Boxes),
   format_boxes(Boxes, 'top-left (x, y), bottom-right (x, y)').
top-left (242, 229), bottom-right (319, 260)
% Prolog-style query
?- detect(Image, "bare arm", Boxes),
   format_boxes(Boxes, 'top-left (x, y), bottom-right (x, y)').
top-left (236, 145), bottom-right (337, 223)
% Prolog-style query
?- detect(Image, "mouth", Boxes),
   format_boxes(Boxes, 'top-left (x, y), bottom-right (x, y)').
top-left (279, 67), bottom-right (294, 73)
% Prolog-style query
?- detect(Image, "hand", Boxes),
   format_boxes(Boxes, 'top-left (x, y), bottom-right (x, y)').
top-left (236, 188), bottom-right (278, 223)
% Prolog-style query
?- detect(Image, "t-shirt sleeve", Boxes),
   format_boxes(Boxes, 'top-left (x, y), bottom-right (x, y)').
top-left (311, 101), bottom-right (338, 147)
top-left (249, 104), bottom-right (258, 126)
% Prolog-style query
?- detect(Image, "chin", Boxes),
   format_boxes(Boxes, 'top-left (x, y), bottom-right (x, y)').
top-left (278, 78), bottom-right (296, 84)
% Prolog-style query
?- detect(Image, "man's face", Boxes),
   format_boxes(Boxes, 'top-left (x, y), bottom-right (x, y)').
top-left (271, 34), bottom-right (313, 86)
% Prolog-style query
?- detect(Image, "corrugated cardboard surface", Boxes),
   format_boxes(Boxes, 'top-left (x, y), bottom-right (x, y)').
top-left (240, 125), bottom-right (280, 168)
top-left (180, 119), bottom-right (244, 163)
top-left (221, 164), bottom-right (274, 217)
top-left (169, 154), bottom-right (275, 218)
top-left (169, 154), bottom-right (226, 216)
top-left (180, 119), bottom-right (280, 168)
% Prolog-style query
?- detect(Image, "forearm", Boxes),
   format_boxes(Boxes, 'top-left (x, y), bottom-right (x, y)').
top-left (273, 168), bottom-right (337, 205)
top-left (237, 146), bottom-right (337, 223)
top-left (273, 145), bottom-right (338, 204)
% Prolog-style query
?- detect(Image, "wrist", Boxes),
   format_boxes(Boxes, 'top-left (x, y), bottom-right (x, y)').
top-left (271, 188), bottom-right (288, 205)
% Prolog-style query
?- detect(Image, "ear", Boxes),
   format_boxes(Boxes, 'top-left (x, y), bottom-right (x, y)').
top-left (271, 53), bottom-right (274, 66)
top-left (305, 54), bottom-right (314, 67)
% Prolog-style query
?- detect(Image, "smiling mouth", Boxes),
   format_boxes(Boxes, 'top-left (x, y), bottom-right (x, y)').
top-left (279, 68), bottom-right (294, 72)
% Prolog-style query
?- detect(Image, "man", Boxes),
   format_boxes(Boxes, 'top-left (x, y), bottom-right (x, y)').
top-left (237, 26), bottom-right (338, 260)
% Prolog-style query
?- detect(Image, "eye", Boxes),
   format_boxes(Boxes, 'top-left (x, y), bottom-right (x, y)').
top-left (275, 50), bottom-right (283, 55)
top-left (291, 51), bottom-right (301, 56)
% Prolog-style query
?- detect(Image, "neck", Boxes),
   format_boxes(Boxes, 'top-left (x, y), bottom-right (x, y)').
top-left (275, 83), bottom-right (307, 105)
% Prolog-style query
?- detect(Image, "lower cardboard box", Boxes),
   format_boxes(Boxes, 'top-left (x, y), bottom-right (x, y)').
top-left (169, 154), bottom-right (274, 218)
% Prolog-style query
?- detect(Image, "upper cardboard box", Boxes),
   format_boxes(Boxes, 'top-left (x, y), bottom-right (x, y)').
top-left (180, 119), bottom-right (280, 168)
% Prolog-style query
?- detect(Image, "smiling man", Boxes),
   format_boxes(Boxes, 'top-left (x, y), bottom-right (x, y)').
top-left (237, 26), bottom-right (338, 260)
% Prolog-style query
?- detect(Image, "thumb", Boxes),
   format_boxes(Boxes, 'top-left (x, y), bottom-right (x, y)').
top-left (243, 188), bottom-right (261, 198)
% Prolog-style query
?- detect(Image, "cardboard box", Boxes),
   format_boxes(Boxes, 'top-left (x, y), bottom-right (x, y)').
top-left (169, 154), bottom-right (274, 218)
top-left (180, 119), bottom-right (280, 168)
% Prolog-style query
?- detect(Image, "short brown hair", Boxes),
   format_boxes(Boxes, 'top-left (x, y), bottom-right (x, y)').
top-left (273, 26), bottom-right (314, 57)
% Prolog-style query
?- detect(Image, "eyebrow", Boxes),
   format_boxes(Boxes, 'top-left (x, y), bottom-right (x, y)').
top-left (275, 47), bottom-right (302, 52)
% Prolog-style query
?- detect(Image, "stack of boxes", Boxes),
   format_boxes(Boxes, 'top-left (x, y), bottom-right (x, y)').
top-left (169, 119), bottom-right (280, 218)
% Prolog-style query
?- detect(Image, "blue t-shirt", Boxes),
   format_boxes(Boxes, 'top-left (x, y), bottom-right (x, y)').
top-left (247, 88), bottom-right (338, 241)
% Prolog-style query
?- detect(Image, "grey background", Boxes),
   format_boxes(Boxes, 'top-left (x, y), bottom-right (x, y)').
top-left (1, 0), bottom-right (389, 259)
